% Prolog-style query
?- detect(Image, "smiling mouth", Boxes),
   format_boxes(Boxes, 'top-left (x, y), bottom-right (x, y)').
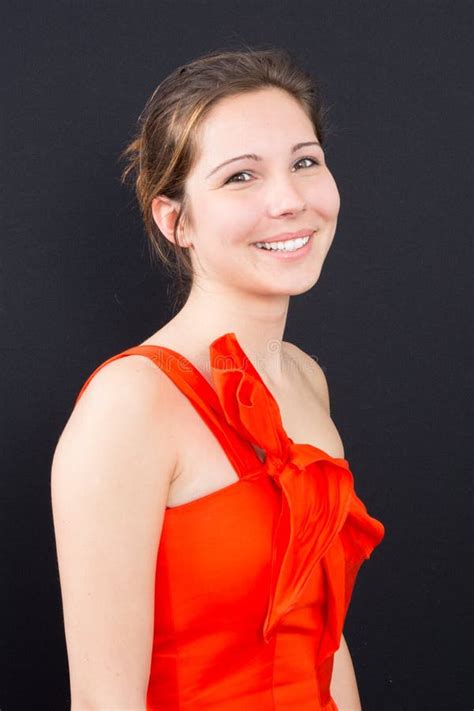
top-left (252, 233), bottom-right (313, 252)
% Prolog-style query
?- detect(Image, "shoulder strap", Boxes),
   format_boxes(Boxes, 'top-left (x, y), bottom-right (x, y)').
top-left (74, 345), bottom-right (261, 479)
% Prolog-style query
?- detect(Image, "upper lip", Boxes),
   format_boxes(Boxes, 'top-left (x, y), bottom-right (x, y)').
top-left (252, 229), bottom-right (315, 244)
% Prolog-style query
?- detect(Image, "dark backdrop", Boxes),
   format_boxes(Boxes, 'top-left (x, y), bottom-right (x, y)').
top-left (2, 2), bottom-right (471, 710)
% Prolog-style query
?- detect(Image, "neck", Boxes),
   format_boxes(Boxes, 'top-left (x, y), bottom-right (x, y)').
top-left (165, 284), bottom-right (292, 385)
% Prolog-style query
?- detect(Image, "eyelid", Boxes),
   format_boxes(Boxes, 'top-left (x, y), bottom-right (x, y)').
top-left (224, 155), bottom-right (321, 185)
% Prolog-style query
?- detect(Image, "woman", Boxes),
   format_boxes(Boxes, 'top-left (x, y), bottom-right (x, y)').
top-left (51, 46), bottom-right (385, 710)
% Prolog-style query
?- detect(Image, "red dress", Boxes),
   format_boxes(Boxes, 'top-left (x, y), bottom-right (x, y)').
top-left (75, 331), bottom-right (385, 710)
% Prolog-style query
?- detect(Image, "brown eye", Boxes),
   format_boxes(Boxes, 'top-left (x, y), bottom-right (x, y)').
top-left (294, 157), bottom-right (320, 170)
top-left (224, 171), bottom-right (252, 185)
top-left (224, 156), bottom-right (321, 185)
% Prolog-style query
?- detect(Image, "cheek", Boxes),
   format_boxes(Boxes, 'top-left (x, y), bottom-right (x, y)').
top-left (307, 172), bottom-right (340, 217)
top-left (211, 196), bottom-right (261, 245)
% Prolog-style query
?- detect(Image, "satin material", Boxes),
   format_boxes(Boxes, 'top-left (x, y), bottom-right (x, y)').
top-left (75, 332), bottom-right (385, 710)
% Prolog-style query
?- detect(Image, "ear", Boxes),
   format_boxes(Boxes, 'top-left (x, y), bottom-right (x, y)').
top-left (151, 195), bottom-right (189, 247)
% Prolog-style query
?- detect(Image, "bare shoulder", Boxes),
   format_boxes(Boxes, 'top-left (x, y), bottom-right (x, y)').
top-left (54, 352), bottom-right (182, 493)
top-left (50, 353), bottom-right (180, 706)
top-left (70, 352), bottom-right (181, 430)
top-left (76, 351), bottom-right (175, 401)
top-left (283, 340), bottom-right (331, 414)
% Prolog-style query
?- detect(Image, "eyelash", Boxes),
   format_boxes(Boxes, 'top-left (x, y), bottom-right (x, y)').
top-left (224, 156), bottom-right (321, 185)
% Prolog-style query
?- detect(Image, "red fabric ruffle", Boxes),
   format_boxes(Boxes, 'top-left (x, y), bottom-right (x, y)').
top-left (210, 333), bottom-right (385, 665)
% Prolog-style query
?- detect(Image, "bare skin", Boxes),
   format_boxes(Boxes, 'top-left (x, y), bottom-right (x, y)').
top-left (146, 85), bottom-right (343, 505)
top-left (140, 327), bottom-right (345, 508)
top-left (52, 85), bottom-right (361, 709)
top-left (146, 86), bottom-right (361, 708)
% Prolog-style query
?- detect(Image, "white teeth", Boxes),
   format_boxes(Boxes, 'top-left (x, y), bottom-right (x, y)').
top-left (254, 234), bottom-right (311, 252)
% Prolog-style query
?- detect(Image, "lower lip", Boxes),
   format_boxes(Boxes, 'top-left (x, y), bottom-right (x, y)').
top-left (251, 232), bottom-right (315, 260)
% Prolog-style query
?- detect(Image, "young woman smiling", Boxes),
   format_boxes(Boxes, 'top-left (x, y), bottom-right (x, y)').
top-left (51, 46), bottom-right (384, 711)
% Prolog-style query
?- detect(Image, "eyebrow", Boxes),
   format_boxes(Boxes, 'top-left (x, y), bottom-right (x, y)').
top-left (205, 141), bottom-right (322, 179)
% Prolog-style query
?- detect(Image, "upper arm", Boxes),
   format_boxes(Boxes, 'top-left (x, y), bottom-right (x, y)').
top-left (330, 634), bottom-right (362, 711)
top-left (51, 356), bottom-right (179, 709)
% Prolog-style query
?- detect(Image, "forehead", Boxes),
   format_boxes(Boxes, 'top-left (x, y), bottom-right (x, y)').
top-left (194, 88), bottom-right (316, 165)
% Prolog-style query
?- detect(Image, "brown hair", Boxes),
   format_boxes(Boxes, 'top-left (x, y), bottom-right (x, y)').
top-left (120, 44), bottom-right (334, 314)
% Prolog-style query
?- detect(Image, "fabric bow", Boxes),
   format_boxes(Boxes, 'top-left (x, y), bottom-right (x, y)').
top-left (209, 333), bottom-right (385, 666)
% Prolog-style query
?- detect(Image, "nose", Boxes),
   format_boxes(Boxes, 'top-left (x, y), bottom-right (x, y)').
top-left (265, 175), bottom-right (307, 217)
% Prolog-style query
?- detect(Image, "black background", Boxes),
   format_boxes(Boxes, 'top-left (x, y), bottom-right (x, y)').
top-left (2, 1), bottom-right (472, 709)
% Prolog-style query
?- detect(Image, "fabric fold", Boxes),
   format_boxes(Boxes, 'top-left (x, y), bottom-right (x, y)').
top-left (209, 332), bottom-right (385, 663)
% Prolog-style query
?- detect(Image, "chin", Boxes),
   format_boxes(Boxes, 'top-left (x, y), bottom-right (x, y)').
top-left (287, 278), bottom-right (322, 296)
top-left (253, 272), bottom-right (323, 298)
top-left (284, 266), bottom-right (325, 295)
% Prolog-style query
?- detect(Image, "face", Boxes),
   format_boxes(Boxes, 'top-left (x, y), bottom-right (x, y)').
top-left (160, 87), bottom-right (340, 297)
